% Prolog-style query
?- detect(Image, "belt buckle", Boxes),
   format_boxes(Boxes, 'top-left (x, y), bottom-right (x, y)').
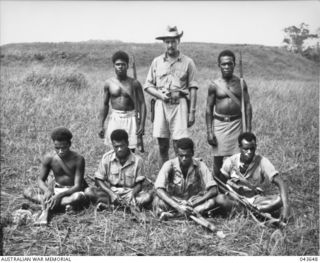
top-left (224, 116), bottom-right (230, 122)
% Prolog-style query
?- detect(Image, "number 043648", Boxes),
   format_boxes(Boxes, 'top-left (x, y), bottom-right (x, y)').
top-left (300, 257), bottom-right (318, 262)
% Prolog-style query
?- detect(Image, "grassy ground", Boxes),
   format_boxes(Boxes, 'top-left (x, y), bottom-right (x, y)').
top-left (0, 42), bottom-right (319, 256)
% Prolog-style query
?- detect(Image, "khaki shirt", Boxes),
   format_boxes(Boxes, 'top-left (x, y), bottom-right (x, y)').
top-left (154, 157), bottom-right (216, 200)
top-left (144, 53), bottom-right (198, 94)
top-left (95, 150), bottom-right (145, 188)
top-left (220, 153), bottom-right (279, 195)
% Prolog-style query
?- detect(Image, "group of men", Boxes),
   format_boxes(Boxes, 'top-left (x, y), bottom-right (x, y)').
top-left (24, 25), bottom-right (289, 225)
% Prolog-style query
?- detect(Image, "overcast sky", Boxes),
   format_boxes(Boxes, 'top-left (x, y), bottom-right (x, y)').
top-left (0, 1), bottom-right (319, 46)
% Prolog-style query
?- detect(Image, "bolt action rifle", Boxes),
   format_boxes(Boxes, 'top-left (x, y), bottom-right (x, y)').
top-left (145, 178), bottom-right (218, 233)
top-left (132, 55), bottom-right (145, 153)
top-left (212, 174), bottom-right (286, 228)
top-left (239, 52), bottom-right (247, 133)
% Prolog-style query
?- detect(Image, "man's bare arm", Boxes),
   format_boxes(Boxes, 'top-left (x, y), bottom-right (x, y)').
top-left (38, 154), bottom-right (53, 200)
top-left (273, 174), bottom-right (290, 222)
top-left (189, 186), bottom-right (218, 208)
top-left (98, 82), bottom-right (111, 138)
top-left (96, 178), bottom-right (119, 203)
top-left (243, 81), bottom-right (252, 132)
top-left (206, 84), bottom-right (217, 146)
top-left (156, 188), bottom-right (193, 215)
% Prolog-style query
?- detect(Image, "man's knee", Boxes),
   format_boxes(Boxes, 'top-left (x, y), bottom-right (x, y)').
top-left (136, 191), bottom-right (154, 206)
top-left (23, 187), bottom-right (42, 204)
top-left (194, 198), bottom-right (216, 213)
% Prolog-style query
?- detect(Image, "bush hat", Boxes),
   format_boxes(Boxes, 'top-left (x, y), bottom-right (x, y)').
top-left (156, 25), bottom-right (183, 40)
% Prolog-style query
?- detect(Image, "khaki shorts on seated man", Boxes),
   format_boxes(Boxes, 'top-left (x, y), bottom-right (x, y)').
top-left (152, 138), bottom-right (225, 220)
top-left (23, 127), bottom-right (89, 225)
top-left (86, 129), bottom-right (152, 209)
top-left (218, 132), bottom-right (290, 222)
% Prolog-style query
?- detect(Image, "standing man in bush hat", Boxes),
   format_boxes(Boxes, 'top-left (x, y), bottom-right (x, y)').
top-left (144, 25), bottom-right (199, 167)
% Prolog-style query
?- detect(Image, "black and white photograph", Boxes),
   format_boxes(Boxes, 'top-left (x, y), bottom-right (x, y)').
top-left (0, 0), bottom-right (319, 258)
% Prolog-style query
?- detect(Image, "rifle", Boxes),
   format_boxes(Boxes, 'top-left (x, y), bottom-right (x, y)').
top-left (212, 174), bottom-right (286, 228)
top-left (239, 52), bottom-right (247, 133)
top-left (132, 55), bottom-right (144, 153)
top-left (145, 178), bottom-right (218, 233)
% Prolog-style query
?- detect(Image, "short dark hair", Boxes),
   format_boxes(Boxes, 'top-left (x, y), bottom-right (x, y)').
top-left (218, 50), bottom-right (236, 64)
top-left (238, 132), bottom-right (257, 146)
top-left (112, 51), bottom-right (129, 64)
top-left (177, 138), bottom-right (194, 154)
top-left (51, 127), bottom-right (73, 142)
top-left (110, 129), bottom-right (129, 144)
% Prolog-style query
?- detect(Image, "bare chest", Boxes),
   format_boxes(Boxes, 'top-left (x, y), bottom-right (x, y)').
top-left (215, 78), bottom-right (241, 99)
top-left (109, 80), bottom-right (133, 99)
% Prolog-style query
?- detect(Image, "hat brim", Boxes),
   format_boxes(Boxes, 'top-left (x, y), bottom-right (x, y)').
top-left (155, 31), bottom-right (183, 40)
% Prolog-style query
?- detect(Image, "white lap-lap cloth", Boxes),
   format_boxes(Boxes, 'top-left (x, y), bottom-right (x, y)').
top-left (212, 112), bottom-right (242, 156)
top-left (105, 109), bottom-right (137, 149)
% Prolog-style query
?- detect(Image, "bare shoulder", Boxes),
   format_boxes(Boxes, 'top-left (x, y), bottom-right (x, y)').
top-left (42, 151), bottom-right (54, 165)
top-left (104, 78), bottom-right (114, 88)
top-left (132, 78), bottom-right (142, 88)
top-left (71, 151), bottom-right (85, 164)
top-left (207, 79), bottom-right (217, 93)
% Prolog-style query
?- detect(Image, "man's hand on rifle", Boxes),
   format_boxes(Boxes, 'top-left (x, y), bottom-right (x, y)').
top-left (207, 132), bottom-right (218, 147)
top-left (98, 128), bottom-right (105, 139)
top-left (176, 203), bottom-right (194, 216)
top-left (127, 192), bottom-right (137, 207)
top-left (49, 194), bottom-right (63, 210)
top-left (43, 189), bottom-right (53, 204)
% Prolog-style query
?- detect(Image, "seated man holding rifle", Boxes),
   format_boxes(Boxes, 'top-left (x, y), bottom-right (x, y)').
top-left (217, 132), bottom-right (290, 223)
top-left (86, 129), bottom-right (152, 210)
top-left (152, 138), bottom-right (226, 221)
top-left (23, 127), bottom-right (89, 225)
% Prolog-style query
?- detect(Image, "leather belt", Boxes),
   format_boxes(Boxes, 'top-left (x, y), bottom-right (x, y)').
top-left (166, 97), bottom-right (180, 105)
top-left (214, 114), bottom-right (241, 122)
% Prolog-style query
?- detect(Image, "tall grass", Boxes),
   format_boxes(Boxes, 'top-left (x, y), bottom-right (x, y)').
top-left (0, 42), bottom-right (319, 255)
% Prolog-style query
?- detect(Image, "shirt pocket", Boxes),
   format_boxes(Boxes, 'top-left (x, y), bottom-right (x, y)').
top-left (109, 166), bottom-right (121, 185)
top-left (123, 167), bottom-right (136, 187)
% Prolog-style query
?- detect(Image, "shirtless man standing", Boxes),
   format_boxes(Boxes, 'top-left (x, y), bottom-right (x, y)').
top-left (98, 51), bottom-right (146, 151)
top-left (24, 127), bottom-right (88, 225)
top-left (206, 50), bottom-right (252, 176)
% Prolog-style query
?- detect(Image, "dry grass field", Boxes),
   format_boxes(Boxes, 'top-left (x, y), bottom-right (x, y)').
top-left (0, 41), bottom-right (319, 256)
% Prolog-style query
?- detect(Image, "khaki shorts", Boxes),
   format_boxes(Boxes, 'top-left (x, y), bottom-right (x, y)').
top-left (105, 110), bottom-right (137, 149)
top-left (153, 98), bottom-right (188, 139)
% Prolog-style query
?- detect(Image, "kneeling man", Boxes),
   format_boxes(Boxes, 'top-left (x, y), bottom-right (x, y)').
top-left (219, 132), bottom-right (289, 222)
top-left (153, 138), bottom-right (224, 220)
top-left (86, 129), bottom-right (152, 208)
top-left (24, 127), bottom-right (89, 225)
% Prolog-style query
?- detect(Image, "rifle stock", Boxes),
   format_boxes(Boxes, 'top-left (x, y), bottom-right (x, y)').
top-left (239, 52), bottom-right (247, 133)
top-left (132, 55), bottom-right (144, 153)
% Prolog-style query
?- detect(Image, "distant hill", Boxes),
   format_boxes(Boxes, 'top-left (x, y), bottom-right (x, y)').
top-left (1, 41), bottom-right (318, 80)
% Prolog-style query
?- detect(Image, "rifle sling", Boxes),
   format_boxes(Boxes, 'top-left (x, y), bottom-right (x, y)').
top-left (212, 80), bottom-right (241, 107)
